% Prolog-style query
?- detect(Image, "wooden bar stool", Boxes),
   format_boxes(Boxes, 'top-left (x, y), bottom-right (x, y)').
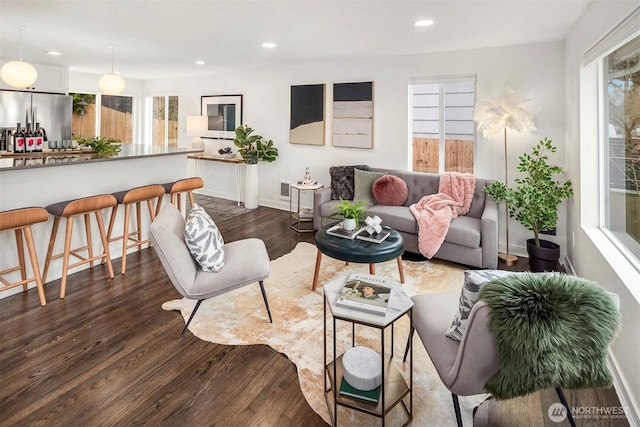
top-left (42, 194), bottom-right (117, 299)
top-left (158, 177), bottom-right (204, 215)
top-left (106, 184), bottom-right (165, 274)
top-left (0, 207), bottom-right (49, 306)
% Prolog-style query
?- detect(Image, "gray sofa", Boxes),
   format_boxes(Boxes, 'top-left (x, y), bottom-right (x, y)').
top-left (313, 167), bottom-right (498, 269)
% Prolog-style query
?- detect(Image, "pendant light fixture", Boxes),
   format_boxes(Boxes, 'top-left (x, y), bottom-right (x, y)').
top-left (1, 28), bottom-right (38, 89)
top-left (98, 45), bottom-right (125, 95)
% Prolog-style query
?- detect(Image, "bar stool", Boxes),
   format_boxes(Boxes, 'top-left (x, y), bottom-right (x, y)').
top-left (106, 184), bottom-right (165, 275)
top-left (0, 207), bottom-right (49, 306)
top-left (158, 177), bottom-right (204, 215)
top-left (42, 194), bottom-right (117, 299)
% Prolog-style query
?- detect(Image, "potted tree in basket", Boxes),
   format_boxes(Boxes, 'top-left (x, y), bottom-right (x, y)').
top-left (233, 125), bottom-right (278, 209)
top-left (484, 137), bottom-right (573, 271)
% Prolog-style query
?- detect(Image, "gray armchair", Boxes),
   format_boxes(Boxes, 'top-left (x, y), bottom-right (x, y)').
top-left (149, 203), bottom-right (272, 339)
top-left (404, 275), bottom-right (620, 427)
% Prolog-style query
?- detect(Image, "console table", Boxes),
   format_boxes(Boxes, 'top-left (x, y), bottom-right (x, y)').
top-left (187, 153), bottom-right (243, 206)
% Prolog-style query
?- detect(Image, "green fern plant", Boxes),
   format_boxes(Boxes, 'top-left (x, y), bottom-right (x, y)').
top-left (325, 199), bottom-right (368, 227)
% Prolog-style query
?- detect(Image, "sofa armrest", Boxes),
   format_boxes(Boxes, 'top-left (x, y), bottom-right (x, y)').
top-left (314, 188), bottom-right (332, 230)
top-left (481, 195), bottom-right (499, 269)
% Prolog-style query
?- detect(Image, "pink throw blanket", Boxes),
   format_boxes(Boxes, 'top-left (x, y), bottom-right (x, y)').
top-left (409, 172), bottom-right (476, 258)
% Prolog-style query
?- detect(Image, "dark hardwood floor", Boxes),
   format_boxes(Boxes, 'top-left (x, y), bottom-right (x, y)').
top-left (0, 206), bottom-right (628, 426)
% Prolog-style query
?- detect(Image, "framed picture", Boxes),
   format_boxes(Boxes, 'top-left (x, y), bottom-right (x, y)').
top-left (290, 84), bottom-right (325, 145)
top-left (332, 82), bottom-right (374, 149)
top-left (201, 94), bottom-right (243, 139)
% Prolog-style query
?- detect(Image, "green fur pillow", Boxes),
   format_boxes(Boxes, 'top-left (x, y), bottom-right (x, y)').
top-left (479, 273), bottom-right (620, 400)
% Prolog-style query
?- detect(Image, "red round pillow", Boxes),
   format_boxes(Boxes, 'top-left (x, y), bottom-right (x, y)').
top-left (372, 175), bottom-right (408, 206)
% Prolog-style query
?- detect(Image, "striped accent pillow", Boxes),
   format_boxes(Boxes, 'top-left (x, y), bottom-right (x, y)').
top-left (183, 204), bottom-right (225, 272)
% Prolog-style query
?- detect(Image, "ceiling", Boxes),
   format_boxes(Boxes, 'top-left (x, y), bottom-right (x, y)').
top-left (0, 0), bottom-right (594, 81)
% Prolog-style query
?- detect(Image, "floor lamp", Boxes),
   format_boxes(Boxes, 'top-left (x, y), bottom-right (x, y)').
top-left (474, 89), bottom-right (538, 265)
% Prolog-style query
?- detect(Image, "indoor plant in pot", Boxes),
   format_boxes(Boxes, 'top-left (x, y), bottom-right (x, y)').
top-left (484, 137), bottom-right (573, 271)
top-left (233, 125), bottom-right (278, 209)
top-left (325, 199), bottom-right (368, 231)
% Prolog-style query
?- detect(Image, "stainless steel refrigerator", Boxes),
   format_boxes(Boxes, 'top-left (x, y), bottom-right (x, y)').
top-left (0, 90), bottom-right (72, 142)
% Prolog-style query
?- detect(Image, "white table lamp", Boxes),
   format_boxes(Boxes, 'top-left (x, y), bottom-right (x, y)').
top-left (187, 115), bottom-right (208, 149)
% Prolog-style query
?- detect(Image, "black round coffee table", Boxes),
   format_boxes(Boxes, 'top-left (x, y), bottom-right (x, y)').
top-left (312, 224), bottom-right (405, 290)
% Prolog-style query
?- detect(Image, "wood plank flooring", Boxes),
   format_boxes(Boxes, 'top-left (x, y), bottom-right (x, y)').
top-left (0, 206), bottom-right (629, 426)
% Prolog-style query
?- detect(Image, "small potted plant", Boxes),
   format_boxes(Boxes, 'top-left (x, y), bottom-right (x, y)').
top-left (484, 137), bottom-right (573, 271)
top-left (326, 199), bottom-right (368, 231)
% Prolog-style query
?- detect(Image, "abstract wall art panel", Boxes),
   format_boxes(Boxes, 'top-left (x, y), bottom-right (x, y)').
top-left (290, 84), bottom-right (325, 145)
top-left (332, 81), bottom-right (374, 149)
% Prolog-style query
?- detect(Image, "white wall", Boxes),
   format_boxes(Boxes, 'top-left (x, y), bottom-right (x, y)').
top-left (145, 40), bottom-right (566, 257)
top-left (565, 2), bottom-right (639, 425)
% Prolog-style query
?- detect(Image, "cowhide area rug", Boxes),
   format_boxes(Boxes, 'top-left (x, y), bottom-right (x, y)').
top-left (163, 242), bottom-right (488, 426)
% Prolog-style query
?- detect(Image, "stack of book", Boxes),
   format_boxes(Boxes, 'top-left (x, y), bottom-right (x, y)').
top-left (339, 377), bottom-right (380, 404)
top-left (326, 222), bottom-right (391, 243)
top-left (335, 273), bottom-right (393, 316)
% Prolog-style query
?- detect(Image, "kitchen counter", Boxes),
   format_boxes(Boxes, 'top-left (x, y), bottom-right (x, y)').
top-left (0, 144), bottom-right (204, 300)
top-left (0, 144), bottom-right (203, 171)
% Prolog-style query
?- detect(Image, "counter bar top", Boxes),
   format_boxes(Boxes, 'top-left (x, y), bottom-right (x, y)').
top-left (0, 145), bottom-right (204, 171)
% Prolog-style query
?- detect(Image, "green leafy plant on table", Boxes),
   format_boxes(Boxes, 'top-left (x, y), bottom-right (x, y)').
top-left (73, 136), bottom-right (122, 158)
top-left (325, 199), bottom-right (368, 228)
top-left (483, 137), bottom-right (573, 247)
top-left (232, 125), bottom-right (278, 164)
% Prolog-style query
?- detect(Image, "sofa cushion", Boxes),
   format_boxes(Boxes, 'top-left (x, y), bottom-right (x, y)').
top-left (372, 175), bottom-right (408, 206)
top-left (366, 205), bottom-right (418, 234)
top-left (183, 204), bottom-right (225, 272)
top-left (330, 165), bottom-right (370, 200)
top-left (353, 169), bottom-right (384, 204)
top-left (446, 216), bottom-right (482, 249)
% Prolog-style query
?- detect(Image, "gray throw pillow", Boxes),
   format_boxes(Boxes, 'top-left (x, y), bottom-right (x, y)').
top-left (330, 165), bottom-right (370, 200)
top-left (446, 269), bottom-right (559, 341)
top-left (445, 270), bottom-right (523, 341)
top-left (353, 169), bottom-right (384, 204)
top-left (183, 204), bottom-right (225, 272)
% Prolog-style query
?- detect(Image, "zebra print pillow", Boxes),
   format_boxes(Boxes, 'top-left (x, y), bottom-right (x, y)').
top-left (183, 204), bottom-right (225, 272)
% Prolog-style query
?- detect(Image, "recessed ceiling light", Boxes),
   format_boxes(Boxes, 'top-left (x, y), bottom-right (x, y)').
top-left (261, 42), bottom-right (276, 49)
top-left (413, 19), bottom-right (434, 27)
top-left (194, 60), bottom-right (205, 65)
top-left (46, 51), bottom-right (62, 56)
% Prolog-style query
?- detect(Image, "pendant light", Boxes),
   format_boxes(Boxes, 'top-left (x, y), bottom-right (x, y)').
top-left (98, 45), bottom-right (125, 95)
top-left (0, 28), bottom-right (38, 89)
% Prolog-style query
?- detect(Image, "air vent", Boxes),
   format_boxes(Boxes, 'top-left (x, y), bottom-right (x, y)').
top-left (280, 180), bottom-right (291, 200)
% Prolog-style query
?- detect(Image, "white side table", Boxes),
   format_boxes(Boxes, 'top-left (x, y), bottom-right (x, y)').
top-left (289, 182), bottom-right (324, 232)
top-left (323, 275), bottom-right (414, 426)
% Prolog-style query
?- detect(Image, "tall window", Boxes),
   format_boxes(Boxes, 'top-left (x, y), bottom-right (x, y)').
top-left (603, 34), bottom-right (640, 263)
top-left (148, 95), bottom-right (179, 147)
top-left (410, 77), bottom-right (476, 173)
top-left (70, 93), bottom-right (134, 143)
top-left (71, 93), bottom-right (96, 139)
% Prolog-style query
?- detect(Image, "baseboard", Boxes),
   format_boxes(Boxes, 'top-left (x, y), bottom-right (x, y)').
top-left (608, 351), bottom-right (640, 427)
top-left (563, 255), bottom-right (577, 275)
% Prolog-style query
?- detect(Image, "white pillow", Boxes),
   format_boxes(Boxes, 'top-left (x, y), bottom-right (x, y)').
top-left (183, 204), bottom-right (225, 272)
top-left (445, 270), bottom-right (523, 341)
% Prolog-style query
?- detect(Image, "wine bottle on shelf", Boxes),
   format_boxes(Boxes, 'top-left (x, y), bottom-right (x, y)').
top-left (34, 122), bottom-right (44, 152)
top-left (0, 129), bottom-right (7, 152)
top-left (25, 122), bottom-right (35, 153)
top-left (14, 123), bottom-right (26, 153)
